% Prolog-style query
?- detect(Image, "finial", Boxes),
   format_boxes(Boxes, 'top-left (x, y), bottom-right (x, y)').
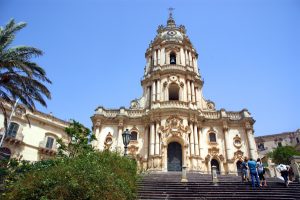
top-left (167, 7), bottom-right (176, 27)
top-left (168, 7), bottom-right (175, 19)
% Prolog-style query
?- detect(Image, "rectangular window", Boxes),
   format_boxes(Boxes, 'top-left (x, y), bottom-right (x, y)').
top-left (46, 137), bottom-right (54, 149)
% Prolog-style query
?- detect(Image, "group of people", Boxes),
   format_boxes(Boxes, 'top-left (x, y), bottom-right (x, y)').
top-left (240, 157), bottom-right (267, 188)
top-left (240, 157), bottom-right (292, 188)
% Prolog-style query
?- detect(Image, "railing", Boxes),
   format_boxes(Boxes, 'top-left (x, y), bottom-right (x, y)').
top-left (5, 132), bottom-right (24, 142)
top-left (151, 64), bottom-right (196, 73)
top-left (39, 141), bottom-right (57, 152)
top-left (127, 110), bottom-right (144, 118)
top-left (202, 111), bottom-right (220, 119)
top-left (160, 101), bottom-right (189, 109)
top-left (227, 112), bottom-right (242, 120)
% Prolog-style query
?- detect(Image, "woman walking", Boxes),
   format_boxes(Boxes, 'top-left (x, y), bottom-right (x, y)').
top-left (257, 158), bottom-right (267, 186)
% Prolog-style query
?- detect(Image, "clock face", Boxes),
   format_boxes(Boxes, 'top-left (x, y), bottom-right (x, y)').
top-left (167, 31), bottom-right (176, 36)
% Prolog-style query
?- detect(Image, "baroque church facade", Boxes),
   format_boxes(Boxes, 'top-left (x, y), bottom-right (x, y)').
top-left (91, 13), bottom-right (258, 174)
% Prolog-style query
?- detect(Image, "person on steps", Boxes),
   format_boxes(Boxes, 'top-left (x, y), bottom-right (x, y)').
top-left (248, 158), bottom-right (260, 188)
top-left (241, 157), bottom-right (249, 182)
top-left (276, 164), bottom-right (290, 187)
top-left (256, 158), bottom-right (267, 187)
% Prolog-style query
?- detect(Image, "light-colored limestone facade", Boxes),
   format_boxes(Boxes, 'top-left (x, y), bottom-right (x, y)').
top-left (255, 129), bottom-right (300, 177)
top-left (0, 103), bottom-right (69, 161)
top-left (91, 13), bottom-right (258, 174)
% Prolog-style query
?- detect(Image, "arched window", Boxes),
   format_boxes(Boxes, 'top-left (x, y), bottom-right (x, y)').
top-left (169, 83), bottom-right (179, 100)
top-left (297, 137), bottom-right (300, 144)
top-left (170, 52), bottom-right (176, 64)
top-left (45, 136), bottom-right (55, 149)
top-left (209, 132), bottom-right (216, 142)
top-left (131, 131), bottom-right (138, 141)
top-left (7, 122), bottom-right (19, 137)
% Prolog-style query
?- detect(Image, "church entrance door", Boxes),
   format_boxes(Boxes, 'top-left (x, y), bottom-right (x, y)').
top-left (167, 142), bottom-right (182, 171)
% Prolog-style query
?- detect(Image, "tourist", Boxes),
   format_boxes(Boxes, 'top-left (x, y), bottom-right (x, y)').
top-left (248, 158), bottom-right (260, 188)
top-left (276, 164), bottom-right (290, 187)
top-left (256, 158), bottom-right (267, 186)
top-left (241, 157), bottom-right (249, 182)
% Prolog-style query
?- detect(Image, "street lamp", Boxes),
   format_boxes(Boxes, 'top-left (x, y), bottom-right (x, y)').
top-left (122, 129), bottom-right (131, 156)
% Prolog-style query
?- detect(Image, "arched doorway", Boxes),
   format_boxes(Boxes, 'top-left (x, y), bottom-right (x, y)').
top-left (167, 142), bottom-right (182, 171)
top-left (236, 160), bottom-right (242, 176)
top-left (211, 159), bottom-right (220, 174)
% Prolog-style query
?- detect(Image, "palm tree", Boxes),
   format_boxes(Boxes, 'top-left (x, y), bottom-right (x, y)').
top-left (0, 19), bottom-right (51, 139)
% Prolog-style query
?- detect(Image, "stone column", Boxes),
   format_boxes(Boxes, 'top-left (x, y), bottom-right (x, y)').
top-left (185, 50), bottom-right (188, 65)
top-left (117, 125), bottom-right (123, 151)
top-left (144, 125), bottom-right (149, 160)
top-left (155, 121), bottom-right (160, 155)
top-left (190, 123), bottom-right (194, 155)
top-left (152, 81), bottom-right (156, 103)
top-left (223, 124), bottom-right (231, 161)
top-left (150, 123), bottom-right (155, 156)
top-left (153, 50), bottom-right (157, 66)
top-left (195, 87), bottom-right (200, 108)
top-left (157, 79), bottom-right (161, 102)
top-left (194, 58), bottom-right (198, 72)
top-left (191, 81), bottom-right (195, 103)
top-left (187, 80), bottom-right (191, 102)
top-left (157, 49), bottom-right (161, 65)
top-left (182, 81), bottom-right (187, 102)
top-left (194, 124), bottom-right (199, 156)
top-left (147, 87), bottom-right (150, 108)
top-left (198, 126), bottom-right (204, 159)
top-left (161, 48), bottom-right (165, 65)
top-left (189, 51), bottom-right (192, 66)
top-left (180, 48), bottom-right (185, 65)
top-left (246, 122), bottom-right (257, 159)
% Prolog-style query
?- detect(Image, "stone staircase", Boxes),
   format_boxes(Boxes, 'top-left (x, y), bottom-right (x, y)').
top-left (137, 172), bottom-right (300, 200)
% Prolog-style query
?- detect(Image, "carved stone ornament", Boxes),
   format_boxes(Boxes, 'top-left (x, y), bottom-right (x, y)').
top-left (234, 150), bottom-right (244, 160)
top-left (169, 76), bottom-right (178, 83)
top-left (207, 100), bottom-right (215, 110)
top-left (245, 122), bottom-right (252, 130)
top-left (104, 132), bottom-right (113, 150)
top-left (208, 147), bottom-right (220, 156)
top-left (128, 145), bottom-right (139, 155)
top-left (159, 115), bottom-right (191, 140)
top-left (95, 120), bottom-right (101, 128)
top-left (233, 135), bottom-right (242, 149)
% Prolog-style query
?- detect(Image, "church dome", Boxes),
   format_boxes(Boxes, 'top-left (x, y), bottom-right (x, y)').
top-left (160, 30), bottom-right (184, 42)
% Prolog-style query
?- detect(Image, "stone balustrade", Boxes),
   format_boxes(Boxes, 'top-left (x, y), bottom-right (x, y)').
top-left (202, 111), bottom-right (220, 119)
top-left (227, 112), bottom-right (242, 120)
top-left (160, 101), bottom-right (189, 109)
top-left (151, 64), bottom-right (195, 73)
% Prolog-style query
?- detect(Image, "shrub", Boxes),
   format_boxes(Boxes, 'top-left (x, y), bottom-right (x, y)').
top-left (3, 151), bottom-right (137, 200)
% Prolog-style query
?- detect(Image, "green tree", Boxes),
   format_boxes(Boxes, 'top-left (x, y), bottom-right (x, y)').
top-left (0, 19), bottom-right (51, 131)
top-left (57, 120), bottom-right (96, 158)
top-left (268, 146), bottom-right (300, 165)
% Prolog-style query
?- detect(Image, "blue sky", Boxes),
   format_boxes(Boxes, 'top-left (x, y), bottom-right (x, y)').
top-left (1, 0), bottom-right (299, 136)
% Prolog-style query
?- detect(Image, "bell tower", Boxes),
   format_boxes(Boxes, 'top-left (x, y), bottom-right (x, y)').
top-left (141, 9), bottom-right (215, 111)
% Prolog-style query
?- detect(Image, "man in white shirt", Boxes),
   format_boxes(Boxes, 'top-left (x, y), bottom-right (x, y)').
top-left (276, 164), bottom-right (290, 187)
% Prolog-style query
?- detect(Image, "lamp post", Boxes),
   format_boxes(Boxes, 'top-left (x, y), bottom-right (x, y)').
top-left (122, 129), bottom-right (131, 156)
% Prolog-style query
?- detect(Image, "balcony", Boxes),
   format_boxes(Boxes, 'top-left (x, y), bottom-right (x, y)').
top-left (152, 64), bottom-right (195, 73)
top-left (38, 140), bottom-right (57, 156)
top-left (160, 101), bottom-right (189, 109)
top-left (3, 132), bottom-right (24, 145)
